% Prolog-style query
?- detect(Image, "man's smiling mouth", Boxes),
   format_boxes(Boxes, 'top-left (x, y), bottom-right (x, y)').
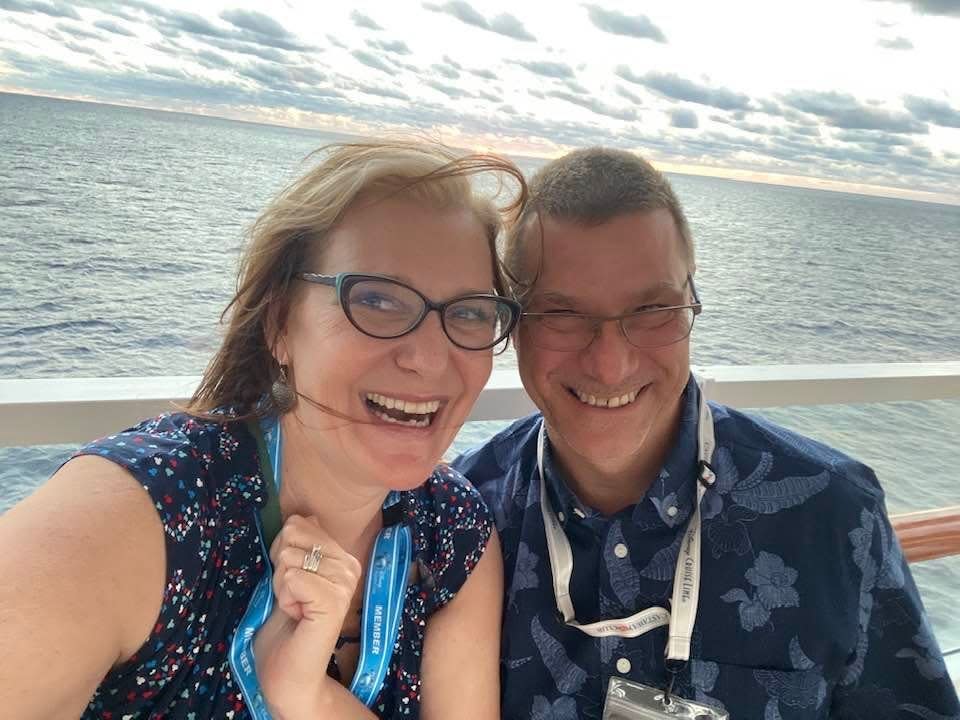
top-left (567, 384), bottom-right (649, 409)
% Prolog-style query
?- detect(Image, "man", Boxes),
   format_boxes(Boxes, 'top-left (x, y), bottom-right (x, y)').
top-left (453, 148), bottom-right (958, 719)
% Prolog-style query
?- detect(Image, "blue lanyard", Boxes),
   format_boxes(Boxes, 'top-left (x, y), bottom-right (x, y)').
top-left (229, 417), bottom-right (412, 717)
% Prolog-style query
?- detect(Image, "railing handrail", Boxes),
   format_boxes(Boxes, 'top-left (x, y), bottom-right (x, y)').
top-left (1, 361), bottom-right (958, 448)
top-left (891, 506), bottom-right (960, 564)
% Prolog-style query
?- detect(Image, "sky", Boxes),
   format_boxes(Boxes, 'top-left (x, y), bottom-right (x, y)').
top-left (1, 0), bottom-right (959, 204)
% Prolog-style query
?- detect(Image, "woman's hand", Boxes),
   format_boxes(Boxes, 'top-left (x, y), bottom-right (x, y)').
top-left (254, 514), bottom-right (362, 719)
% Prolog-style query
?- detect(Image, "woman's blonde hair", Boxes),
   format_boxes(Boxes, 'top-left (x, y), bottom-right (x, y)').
top-left (188, 139), bottom-right (526, 419)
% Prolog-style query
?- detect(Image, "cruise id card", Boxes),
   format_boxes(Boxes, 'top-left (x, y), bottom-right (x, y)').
top-left (602, 677), bottom-right (729, 720)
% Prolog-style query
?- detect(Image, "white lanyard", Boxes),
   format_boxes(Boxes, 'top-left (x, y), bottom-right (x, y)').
top-left (537, 380), bottom-right (716, 662)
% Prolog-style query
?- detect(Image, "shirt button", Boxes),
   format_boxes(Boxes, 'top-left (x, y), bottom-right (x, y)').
top-left (557, 511), bottom-right (566, 523)
top-left (613, 543), bottom-right (629, 559)
top-left (616, 657), bottom-right (632, 674)
top-left (667, 506), bottom-right (679, 518)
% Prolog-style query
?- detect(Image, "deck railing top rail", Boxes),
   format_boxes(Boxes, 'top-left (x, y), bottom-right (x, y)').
top-left (1, 361), bottom-right (958, 448)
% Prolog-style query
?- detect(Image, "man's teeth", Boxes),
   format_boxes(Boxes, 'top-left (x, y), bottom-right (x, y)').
top-left (574, 389), bottom-right (640, 408)
top-left (365, 392), bottom-right (440, 427)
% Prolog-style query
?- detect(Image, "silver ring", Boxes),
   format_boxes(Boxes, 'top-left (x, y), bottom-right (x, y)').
top-left (301, 544), bottom-right (324, 573)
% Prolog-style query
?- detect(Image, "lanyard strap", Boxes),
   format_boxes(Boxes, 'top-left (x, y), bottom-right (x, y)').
top-left (537, 379), bottom-right (715, 661)
top-left (229, 417), bottom-right (411, 718)
top-left (351, 522), bottom-right (412, 705)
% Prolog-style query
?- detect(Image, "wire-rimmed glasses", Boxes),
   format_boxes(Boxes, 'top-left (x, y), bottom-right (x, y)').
top-left (520, 275), bottom-right (702, 351)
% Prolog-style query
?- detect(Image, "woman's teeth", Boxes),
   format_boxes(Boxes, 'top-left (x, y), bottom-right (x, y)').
top-left (365, 393), bottom-right (440, 427)
top-left (574, 388), bottom-right (640, 408)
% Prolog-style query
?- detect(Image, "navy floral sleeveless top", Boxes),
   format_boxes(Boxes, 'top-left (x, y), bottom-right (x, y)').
top-left (75, 411), bottom-right (493, 719)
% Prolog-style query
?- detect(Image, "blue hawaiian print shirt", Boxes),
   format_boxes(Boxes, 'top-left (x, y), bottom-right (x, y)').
top-left (453, 376), bottom-right (959, 720)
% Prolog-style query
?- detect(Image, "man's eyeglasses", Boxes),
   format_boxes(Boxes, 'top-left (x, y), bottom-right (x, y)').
top-left (520, 274), bottom-right (702, 351)
top-left (298, 272), bottom-right (521, 351)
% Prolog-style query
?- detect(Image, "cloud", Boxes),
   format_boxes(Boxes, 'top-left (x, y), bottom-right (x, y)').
top-left (877, 36), bottom-right (914, 49)
top-left (355, 83), bottom-right (409, 101)
top-left (904, 95), bottom-right (960, 127)
top-left (563, 79), bottom-right (589, 94)
top-left (615, 84), bottom-right (643, 104)
top-left (669, 108), bottom-right (698, 128)
top-left (513, 60), bottom-right (574, 78)
top-left (783, 90), bottom-right (927, 133)
top-left (617, 68), bottom-right (751, 111)
top-left (432, 63), bottom-right (460, 79)
top-left (583, 4), bottom-right (666, 42)
top-left (366, 38), bottom-right (412, 55)
top-left (203, 37), bottom-right (290, 63)
top-left (0, 0), bottom-right (79, 19)
top-left (788, 125), bottom-right (820, 137)
top-left (142, 6), bottom-right (315, 52)
top-left (725, 119), bottom-right (779, 134)
top-left (64, 40), bottom-right (101, 57)
top-left (192, 48), bottom-right (232, 70)
top-left (870, 0), bottom-right (960, 16)
top-left (350, 10), bottom-right (383, 31)
top-left (54, 21), bottom-right (102, 40)
top-left (835, 129), bottom-right (913, 145)
top-left (326, 34), bottom-right (346, 49)
top-left (93, 19), bottom-right (136, 37)
top-left (488, 13), bottom-right (536, 41)
top-left (469, 67), bottom-right (498, 80)
top-left (220, 9), bottom-right (294, 41)
top-left (162, 11), bottom-right (233, 40)
top-left (423, 1), bottom-right (536, 41)
top-left (351, 49), bottom-right (397, 75)
top-left (442, 55), bottom-right (463, 71)
top-left (426, 78), bottom-right (473, 99)
top-left (236, 61), bottom-right (327, 88)
top-left (545, 90), bottom-right (638, 121)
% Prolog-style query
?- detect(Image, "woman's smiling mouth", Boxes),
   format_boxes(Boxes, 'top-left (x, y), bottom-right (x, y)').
top-left (365, 392), bottom-right (443, 428)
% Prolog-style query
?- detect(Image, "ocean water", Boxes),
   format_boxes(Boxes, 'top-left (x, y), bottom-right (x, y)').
top-left (1, 92), bottom-right (958, 651)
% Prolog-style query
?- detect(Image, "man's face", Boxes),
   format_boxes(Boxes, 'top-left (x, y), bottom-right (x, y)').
top-left (515, 208), bottom-right (693, 473)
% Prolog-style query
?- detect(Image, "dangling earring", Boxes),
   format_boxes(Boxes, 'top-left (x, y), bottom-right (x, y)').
top-left (271, 364), bottom-right (297, 413)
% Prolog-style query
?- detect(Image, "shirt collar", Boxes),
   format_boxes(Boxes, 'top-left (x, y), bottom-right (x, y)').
top-left (540, 374), bottom-right (701, 528)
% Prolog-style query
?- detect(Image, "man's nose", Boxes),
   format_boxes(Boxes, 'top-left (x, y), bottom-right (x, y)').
top-left (581, 319), bottom-right (638, 386)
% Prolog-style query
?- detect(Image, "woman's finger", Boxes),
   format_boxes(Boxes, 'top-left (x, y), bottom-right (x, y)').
top-left (269, 515), bottom-right (343, 568)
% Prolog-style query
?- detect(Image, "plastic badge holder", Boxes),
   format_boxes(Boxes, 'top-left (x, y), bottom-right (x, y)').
top-left (602, 677), bottom-right (729, 720)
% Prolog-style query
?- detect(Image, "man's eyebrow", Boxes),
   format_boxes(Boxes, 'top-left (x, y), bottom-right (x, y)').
top-left (630, 281), bottom-right (686, 302)
top-left (534, 282), bottom-right (684, 307)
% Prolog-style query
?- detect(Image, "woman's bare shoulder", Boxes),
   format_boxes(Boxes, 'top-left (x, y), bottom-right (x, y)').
top-left (0, 455), bottom-right (166, 716)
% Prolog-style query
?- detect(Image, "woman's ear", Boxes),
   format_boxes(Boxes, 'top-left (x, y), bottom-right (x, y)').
top-left (264, 303), bottom-right (289, 366)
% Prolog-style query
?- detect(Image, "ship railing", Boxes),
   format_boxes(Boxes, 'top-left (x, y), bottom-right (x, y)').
top-left (2, 362), bottom-right (959, 673)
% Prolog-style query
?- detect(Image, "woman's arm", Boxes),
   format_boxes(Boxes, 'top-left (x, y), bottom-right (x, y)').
top-left (0, 456), bottom-right (165, 719)
top-left (420, 530), bottom-right (504, 720)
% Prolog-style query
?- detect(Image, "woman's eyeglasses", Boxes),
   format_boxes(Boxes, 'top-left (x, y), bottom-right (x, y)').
top-left (298, 272), bottom-right (521, 351)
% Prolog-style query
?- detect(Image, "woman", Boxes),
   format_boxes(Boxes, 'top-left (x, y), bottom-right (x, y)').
top-left (0, 140), bottom-right (524, 719)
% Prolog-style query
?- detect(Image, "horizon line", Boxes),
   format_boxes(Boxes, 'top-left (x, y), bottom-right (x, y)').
top-left (3, 88), bottom-right (959, 208)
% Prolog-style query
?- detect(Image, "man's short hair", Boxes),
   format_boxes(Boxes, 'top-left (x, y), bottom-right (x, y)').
top-left (504, 147), bottom-right (695, 301)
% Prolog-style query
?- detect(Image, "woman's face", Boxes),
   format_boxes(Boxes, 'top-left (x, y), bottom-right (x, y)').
top-left (277, 193), bottom-right (496, 491)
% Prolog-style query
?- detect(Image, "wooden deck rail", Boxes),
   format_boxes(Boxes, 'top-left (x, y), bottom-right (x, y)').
top-left (892, 506), bottom-right (960, 564)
